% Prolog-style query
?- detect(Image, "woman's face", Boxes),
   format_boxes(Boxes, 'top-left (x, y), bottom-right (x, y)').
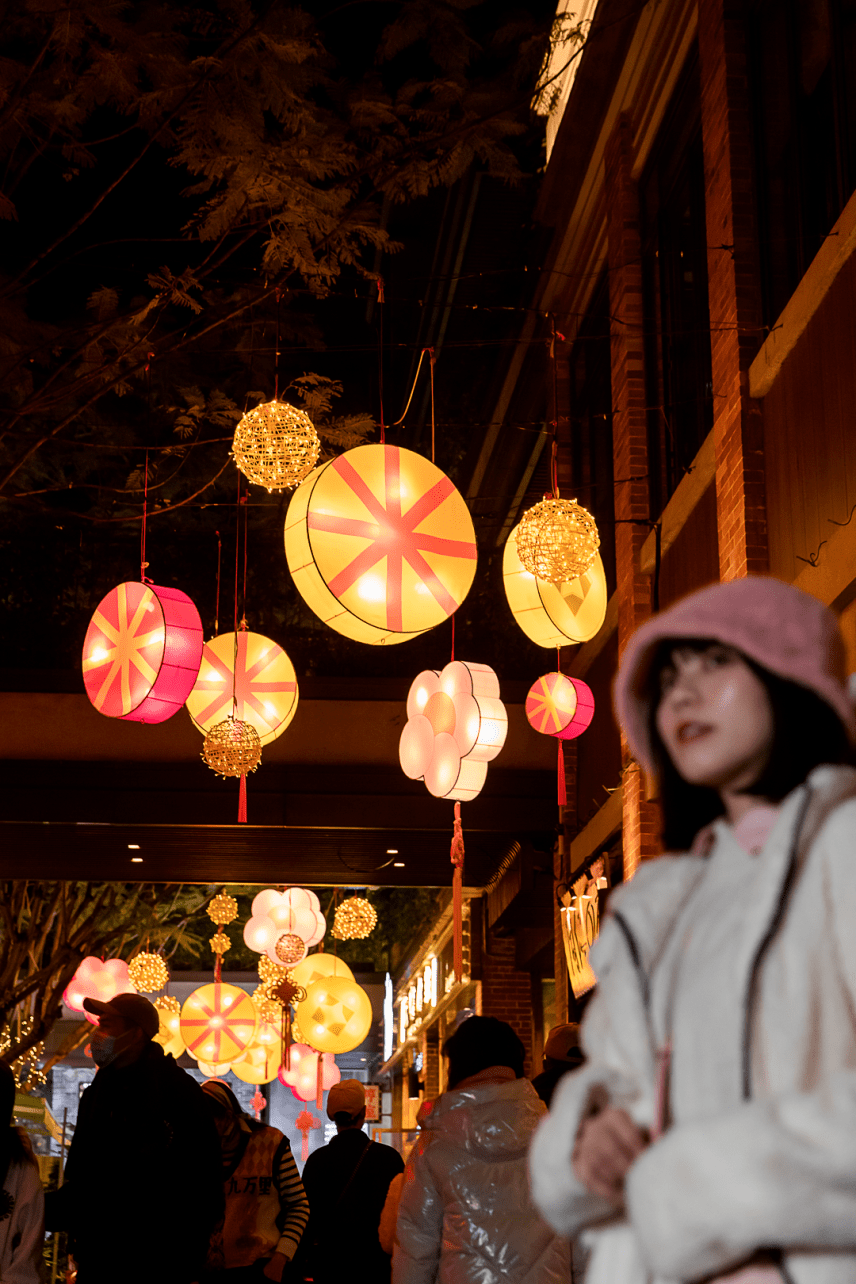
top-left (655, 644), bottom-right (774, 805)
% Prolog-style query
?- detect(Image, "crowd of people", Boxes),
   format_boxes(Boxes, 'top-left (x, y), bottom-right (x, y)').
top-left (3, 575), bottom-right (856, 1284)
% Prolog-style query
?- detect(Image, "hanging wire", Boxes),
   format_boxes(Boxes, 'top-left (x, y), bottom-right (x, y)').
top-left (140, 449), bottom-right (150, 582)
top-left (377, 279), bottom-right (385, 444)
top-left (241, 488), bottom-right (249, 628)
top-left (429, 347), bottom-right (436, 463)
top-left (273, 289), bottom-right (281, 403)
top-left (214, 531), bottom-right (222, 636)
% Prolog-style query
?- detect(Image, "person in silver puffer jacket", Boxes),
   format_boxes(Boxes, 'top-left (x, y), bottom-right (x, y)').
top-left (393, 1016), bottom-right (570, 1284)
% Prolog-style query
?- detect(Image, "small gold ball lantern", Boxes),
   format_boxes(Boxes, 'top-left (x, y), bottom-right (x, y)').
top-left (232, 400), bottom-right (321, 492)
top-left (275, 933), bottom-right (307, 966)
top-left (127, 952), bottom-right (169, 994)
top-left (515, 497), bottom-right (600, 586)
top-left (332, 897), bottom-right (377, 941)
top-left (258, 955), bottom-right (290, 984)
top-left (202, 719), bottom-right (262, 778)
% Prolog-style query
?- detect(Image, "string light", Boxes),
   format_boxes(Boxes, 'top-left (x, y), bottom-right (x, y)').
top-left (127, 952), bottom-right (169, 994)
top-left (516, 497), bottom-right (600, 585)
top-left (202, 718), bottom-right (262, 777)
top-left (332, 897), bottom-right (377, 941)
top-left (274, 933), bottom-right (307, 966)
top-left (232, 401), bottom-right (320, 492)
top-left (208, 893), bottom-right (239, 926)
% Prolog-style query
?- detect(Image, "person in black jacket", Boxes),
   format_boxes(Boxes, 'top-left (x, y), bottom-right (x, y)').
top-left (45, 991), bottom-right (223, 1284)
top-left (299, 1080), bottom-right (403, 1284)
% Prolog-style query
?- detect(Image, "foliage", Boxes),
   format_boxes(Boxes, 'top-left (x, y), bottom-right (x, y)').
top-left (0, 881), bottom-right (213, 1077)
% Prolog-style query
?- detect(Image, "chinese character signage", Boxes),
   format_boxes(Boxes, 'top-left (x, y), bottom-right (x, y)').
top-left (560, 860), bottom-right (607, 999)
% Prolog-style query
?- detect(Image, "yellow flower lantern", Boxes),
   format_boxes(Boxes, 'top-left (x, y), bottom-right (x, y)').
top-left (232, 400), bottom-right (321, 492)
top-left (515, 497), bottom-right (600, 585)
top-left (186, 631), bottom-right (299, 746)
top-left (289, 953), bottom-right (354, 990)
top-left (180, 983), bottom-right (257, 1064)
top-left (153, 996), bottom-right (185, 1059)
top-left (284, 443), bottom-right (477, 645)
top-left (295, 975), bottom-right (373, 1054)
top-left (503, 525), bottom-right (607, 648)
top-left (332, 898), bottom-right (377, 941)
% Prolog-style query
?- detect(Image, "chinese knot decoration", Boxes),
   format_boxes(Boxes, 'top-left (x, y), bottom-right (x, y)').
top-left (284, 443), bottom-right (477, 645)
top-left (525, 672), bottom-right (595, 806)
top-left (186, 630), bottom-right (299, 746)
top-left (503, 524), bottom-right (607, 648)
top-left (399, 661), bottom-right (507, 801)
top-left (82, 581), bottom-right (203, 722)
top-left (294, 1108), bottom-right (322, 1162)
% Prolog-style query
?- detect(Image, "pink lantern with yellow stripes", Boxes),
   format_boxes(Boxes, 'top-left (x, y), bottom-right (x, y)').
top-left (525, 672), bottom-right (595, 807)
top-left (82, 581), bottom-right (203, 722)
top-left (284, 444), bottom-right (477, 645)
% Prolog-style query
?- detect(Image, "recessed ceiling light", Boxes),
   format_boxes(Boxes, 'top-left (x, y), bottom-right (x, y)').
top-left (393, 862), bottom-right (405, 868)
top-left (130, 857), bottom-right (143, 863)
top-left (128, 844), bottom-right (140, 850)
top-left (386, 848), bottom-right (398, 855)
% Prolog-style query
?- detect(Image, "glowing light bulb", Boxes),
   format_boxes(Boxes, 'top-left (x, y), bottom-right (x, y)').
top-left (357, 575), bottom-right (385, 603)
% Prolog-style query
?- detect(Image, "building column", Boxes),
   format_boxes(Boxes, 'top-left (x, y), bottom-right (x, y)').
top-left (605, 113), bottom-right (660, 880)
top-left (699, 0), bottom-right (768, 579)
top-left (479, 932), bottom-right (534, 1076)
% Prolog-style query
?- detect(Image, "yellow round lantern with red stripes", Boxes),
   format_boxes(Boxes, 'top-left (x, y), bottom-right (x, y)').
top-left (503, 526), bottom-right (607, 649)
top-left (186, 630), bottom-right (298, 745)
top-left (82, 581), bottom-right (203, 722)
top-left (230, 1018), bottom-right (281, 1085)
top-left (284, 444), bottom-right (477, 645)
top-left (525, 672), bottom-right (595, 741)
top-left (180, 983), bottom-right (258, 1064)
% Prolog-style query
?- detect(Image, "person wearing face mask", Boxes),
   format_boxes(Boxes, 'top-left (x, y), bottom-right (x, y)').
top-left (45, 991), bottom-right (223, 1284)
top-left (199, 1080), bottom-right (308, 1283)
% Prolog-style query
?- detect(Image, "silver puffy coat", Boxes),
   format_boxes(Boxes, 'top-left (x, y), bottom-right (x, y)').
top-left (393, 1077), bottom-right (570, 1284)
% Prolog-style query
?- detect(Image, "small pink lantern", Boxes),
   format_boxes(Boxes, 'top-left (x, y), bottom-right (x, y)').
top-left (243, 888), bottom-right (325, 964)
top-left (82, 581), bottom-right (203, 723)
top-left (525, 672), bottom-right (595, 806)
top-left (64, 957), bottom-right (136, 1026)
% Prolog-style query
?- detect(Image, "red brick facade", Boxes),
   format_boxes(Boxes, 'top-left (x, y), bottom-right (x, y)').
top-left (698, 0), bottom-right (769, 579)
top-left (478, 932), bottom-right (534, 1076)
top-left (604, 113), bottom-right (660, 879)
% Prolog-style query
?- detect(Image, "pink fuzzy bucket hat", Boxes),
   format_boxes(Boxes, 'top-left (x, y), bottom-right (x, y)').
top-left (614, 576), bottom-right (855, 774)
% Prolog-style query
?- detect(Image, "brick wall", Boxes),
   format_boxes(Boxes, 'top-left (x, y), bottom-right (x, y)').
top-left (479, 933), bottom-right (534, 1076)
top-left (604, 113), bottom-right (660, 878)
top-left (698, 0), bottom-right (768, 579)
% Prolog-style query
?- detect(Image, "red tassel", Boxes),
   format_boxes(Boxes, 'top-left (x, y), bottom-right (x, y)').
top-left (316, 1053), bottom-right (323, 1109)
top-left (450, 802), bottom-right (465, 983)
top-left (238, 772), bottom-right (247, 823)
top-left (557, 741), bottom-right (567, 807)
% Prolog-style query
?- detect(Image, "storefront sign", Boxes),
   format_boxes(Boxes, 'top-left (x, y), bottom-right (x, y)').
top-left (364, 1084), bottom-right (380, 1121)
top-left (560, 861), bottom-right (606, 998)
top-left (397, 955), bottom-right (441, 1046)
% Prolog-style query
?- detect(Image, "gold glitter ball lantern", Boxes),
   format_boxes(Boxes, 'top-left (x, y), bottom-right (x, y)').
top-left (232, 400), bottom-right (320, 492)
top-left (202, 718), bottom-right (262, 778)
top-left (275, 933), bottom-right (307, 966)
top-left (127, 952), bottom-right (169, 994)
top-left (209, 932), bottom-right (231, 955)
top-left (332, 897), bottom-right (377, 941)
top-left (515, 498), bottom-right (600, 587)
top-left (208, 893), bottom-right (239, 926)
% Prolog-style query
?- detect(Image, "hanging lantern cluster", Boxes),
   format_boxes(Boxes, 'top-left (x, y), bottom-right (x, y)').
top-left (187, 631), bottom-right (299, 746)
top-left (232, 400), bottom-right (321, 492)
top-left (503, 524), bottom-right (608, 649)
top-left (127, 952), bottom-right (169, 995)
top-left (399, 660), bottom-right (507, 802)
top-left (207, 891), bottom-right (239, 960)
top-left (65, 958), bottom-right (136, 1025)
top-left (243, 888), bottom-right (325, 967)
top-left (82, 582), bottom-right (203, 723)
top-left (332, 897), bottom-right (377, 941)
top-left (515, 497), bottom-right (600, 587)
top-left (284, 443), bottom-right (477, 646)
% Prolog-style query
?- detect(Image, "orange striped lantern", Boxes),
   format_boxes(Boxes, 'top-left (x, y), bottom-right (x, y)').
top-left (82, 581), bottom-right (203, 722)
top-left (525, 672), bottom-right (595, 806)
top-left (284, 444), bottom-right (477, 645)
top-left (179, 983), bottom-right (258, 1064)
top-left (186, 630), bottom-right (298, 745)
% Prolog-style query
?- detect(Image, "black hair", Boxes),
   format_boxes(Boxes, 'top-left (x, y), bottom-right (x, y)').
top-left (647, 638), bottom-right (854, 850)
top-left (442, 1015), bottom-right (525, 1088)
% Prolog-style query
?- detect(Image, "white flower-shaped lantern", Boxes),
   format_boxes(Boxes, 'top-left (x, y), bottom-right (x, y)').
top-left (399, 661), bottom-right (507, 801)
top-left (243, 887), bottom-right (325, 965)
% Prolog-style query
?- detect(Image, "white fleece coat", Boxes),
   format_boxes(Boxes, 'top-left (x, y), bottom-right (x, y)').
top-left (395, 1078), bottom-right (570, 1284)
top-left (530, 766), bottom-right (856, 1284)
top-left (0, 1157), bottom-right (43, 1284)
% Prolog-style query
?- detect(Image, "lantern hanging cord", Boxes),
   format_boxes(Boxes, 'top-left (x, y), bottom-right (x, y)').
top-left (389, 346), bottom-right (435, 433)
top-left (241, 487), bottom-right (249, 627)
top-left (450, 612), bottom-right (455, 663)
top-left (214, 531), bottom-right (222, 636)
top-left (274, 289), bottom-right (281, 403)
top-left (140, 448), bottom-right (150, 582)
top-left (549, 316), bottom-right (564, 499)
top-left (377, 278), bottom-right (385, 445)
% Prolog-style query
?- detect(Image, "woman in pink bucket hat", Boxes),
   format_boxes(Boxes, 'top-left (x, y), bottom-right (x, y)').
top-left (530, 576), bottom-right (856, 1284)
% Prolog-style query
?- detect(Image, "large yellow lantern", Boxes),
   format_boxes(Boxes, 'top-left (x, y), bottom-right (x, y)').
top-left (230, 1018), bottom-right (281, 1084)
top-left (153, 996), bottom-right (185, 1059)
top-left (503, 524), bottom-right (607, 648)
top-left (284, 444), bottom-right (477, 645)
top-left (295, 975), bottom-right (373, 1054)
top-left (289, 953), bottom-right (354, 990)
top-left (186, 631), bottom-right (298, 746)
top-left (180, 983), bottom-right (258, 1064)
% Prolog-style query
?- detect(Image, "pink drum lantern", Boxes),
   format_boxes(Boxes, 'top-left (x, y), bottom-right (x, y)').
top-left (525, 672), bottom-right (595, 807)
top-left (82, 581), bottom-right (203, 723)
